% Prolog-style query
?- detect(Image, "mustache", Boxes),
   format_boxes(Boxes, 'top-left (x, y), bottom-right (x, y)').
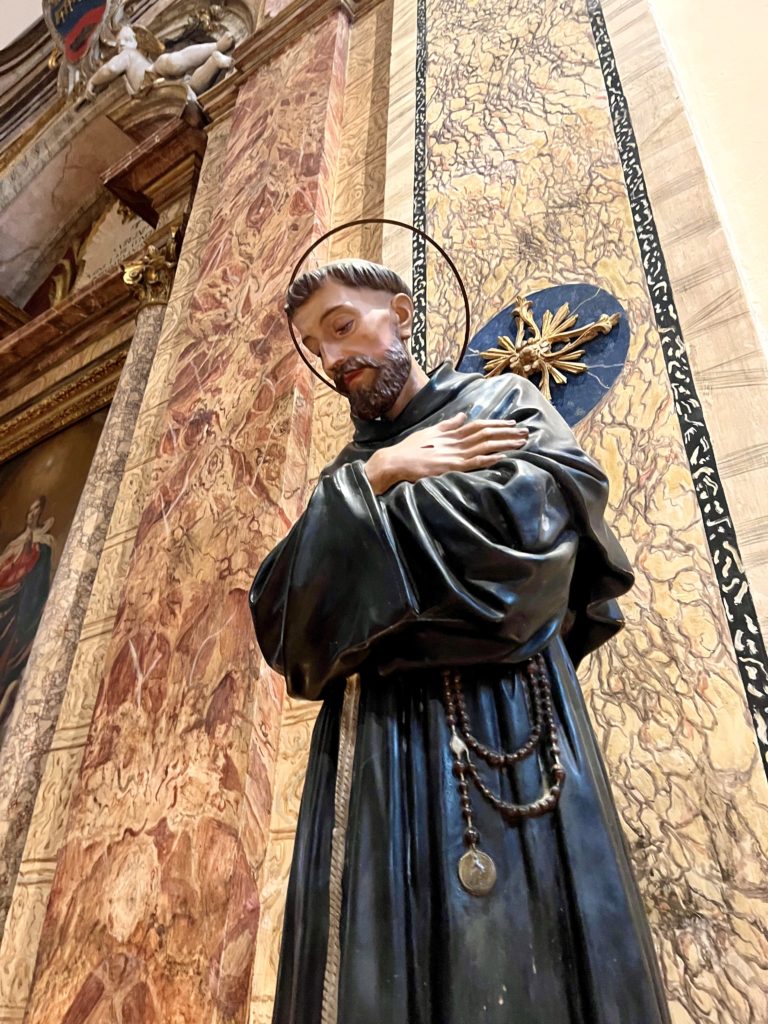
top-left (332, 355), bottom-right (383, 392)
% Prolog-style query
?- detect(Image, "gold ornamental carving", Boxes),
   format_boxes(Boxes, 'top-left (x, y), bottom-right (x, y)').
top-left (480, 295), bottom-right (620, 401)
top-left (187, 5), bottom-right (227, 34)
top-left (122, 226), bottom-right (181, 309)
top-left (0, 350), bottom-right (127, 464)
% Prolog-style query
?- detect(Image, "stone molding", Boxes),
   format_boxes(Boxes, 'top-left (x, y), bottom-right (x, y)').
top-left (102, 104), bottom-right (208, 226)
top-left (0, 101), bottom-right (201, 466)
top-left (0, 295), bottom-right (30, 340)
top-left (0, 267), bottom-right (137, 406)
top-left (0, 346), bottom-right (129, 464)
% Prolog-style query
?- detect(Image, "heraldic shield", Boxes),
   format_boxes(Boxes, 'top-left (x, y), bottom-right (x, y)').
top-left (43, 0), bottom-right (124, 93)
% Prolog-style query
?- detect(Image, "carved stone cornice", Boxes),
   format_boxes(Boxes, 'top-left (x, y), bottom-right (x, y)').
top-left (102, 105), bottom-right (207, 226)
top-left (0, 267), bottom-right (138, 403)
top-left (0, 347), bottom-right (128, 464)
top-left (201, 0), bottom-right (381, 123)
top-left (0, 295), bottom-right (31, 340)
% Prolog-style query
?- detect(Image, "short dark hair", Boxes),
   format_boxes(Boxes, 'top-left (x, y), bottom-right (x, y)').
top-left (284, 259), bottom-right (412, 319)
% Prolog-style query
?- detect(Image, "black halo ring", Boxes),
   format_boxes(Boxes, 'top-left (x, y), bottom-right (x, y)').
top-left (286, 217), bottom-right (471, 392)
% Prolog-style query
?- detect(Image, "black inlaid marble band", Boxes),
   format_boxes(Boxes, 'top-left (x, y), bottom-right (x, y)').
top-left (587, 0), bottom-right (768, 777)
top-left (411, 0), bottom-right (428, 368)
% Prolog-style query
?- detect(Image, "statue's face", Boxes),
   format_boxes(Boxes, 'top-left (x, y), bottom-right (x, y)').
top-left (117, 26), bottom-right (137, 49)
top-left (293, 279), bottom-right (414, 420)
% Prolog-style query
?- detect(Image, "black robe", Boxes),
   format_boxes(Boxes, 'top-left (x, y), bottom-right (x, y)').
top-left (249, 363), bottom-right (670, 1024)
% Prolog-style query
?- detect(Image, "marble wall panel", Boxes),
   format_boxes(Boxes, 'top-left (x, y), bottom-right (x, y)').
top-left (247, 8), bottom-right (394, 1019)
top-left (20, 13), bottom-right (350, 1023)
top-left (247, 835), bottom-right (296, 1024)
top-left (266, 711), bottom-right (322, 836)
top-left (413, 1), bottom-right (768, 1021)
top-left (0, 120), bottom-right (234, 1024)
top-left (600, 0), bottom-right (768, 644)
top-left (0, 869), bottom-right (50, 1021)
top-left (0, 301), bottom-right (165, 950)
top-left (309, 1), bottom-right (394, 481)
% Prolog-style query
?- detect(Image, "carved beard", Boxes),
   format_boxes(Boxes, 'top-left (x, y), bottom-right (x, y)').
top-left (332, 339), bottom-right (412, 420)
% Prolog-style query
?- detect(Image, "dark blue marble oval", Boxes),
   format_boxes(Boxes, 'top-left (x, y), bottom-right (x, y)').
top-left (459, 284), bottom-right (630, 427)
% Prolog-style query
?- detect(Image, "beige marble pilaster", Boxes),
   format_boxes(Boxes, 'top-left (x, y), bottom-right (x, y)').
top-left (0, 308), bottom-right (173, 1024)
top-left (18, 9), bottom-right (349, 1022)
top-left (0, 299), bottom-right (167, 934)
top-left (0, 116), bottom-right (230, 1022)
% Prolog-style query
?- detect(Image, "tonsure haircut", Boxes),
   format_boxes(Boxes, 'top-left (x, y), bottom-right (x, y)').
top-left (284, 259), bottom-right (412, 319)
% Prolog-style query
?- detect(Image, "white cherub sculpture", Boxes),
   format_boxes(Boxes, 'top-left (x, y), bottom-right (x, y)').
top-left (85, 23), bottom-right (235, 103)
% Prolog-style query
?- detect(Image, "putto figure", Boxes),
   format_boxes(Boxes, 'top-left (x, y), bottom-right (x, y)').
top-left (249, 260), bottom-right (670, 1024)
top-left (85, 23), bottom-right (235, 102)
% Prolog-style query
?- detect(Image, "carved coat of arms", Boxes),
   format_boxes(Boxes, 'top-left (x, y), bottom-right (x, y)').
top-left (43, 0), bottom-right (124, 94)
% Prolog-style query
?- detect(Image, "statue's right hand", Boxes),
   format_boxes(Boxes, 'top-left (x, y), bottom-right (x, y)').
top-left (364, 413), bottom-right (529, 495)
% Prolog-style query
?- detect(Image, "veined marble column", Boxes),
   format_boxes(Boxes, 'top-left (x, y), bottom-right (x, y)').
top-left (0, 246), bottom-right (175, 939)
top-left (22, 10), bottom-right (349, 1023)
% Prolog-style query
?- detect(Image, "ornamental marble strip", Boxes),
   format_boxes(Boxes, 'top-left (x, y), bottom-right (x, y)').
top-left (593, 2), bottom-right (768, 774)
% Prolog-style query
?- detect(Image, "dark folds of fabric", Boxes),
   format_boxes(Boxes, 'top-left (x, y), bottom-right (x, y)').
top-left (251, 365), bottom-right (633, 700)
top-left (274, 650), bottom-right (670, 1024)
top-left (248, 364), bottom-right (669, 1024)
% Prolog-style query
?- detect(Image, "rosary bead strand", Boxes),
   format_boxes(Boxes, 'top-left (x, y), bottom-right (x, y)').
top-left (442, 657), bottom-right (567, 895)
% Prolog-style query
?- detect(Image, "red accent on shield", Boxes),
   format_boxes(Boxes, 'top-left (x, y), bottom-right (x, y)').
top-left (63, 3), bottom-right (108, 62)
top-left (47, 0), bottom-right (110, 65)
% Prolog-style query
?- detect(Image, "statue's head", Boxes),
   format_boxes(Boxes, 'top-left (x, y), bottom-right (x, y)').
top-left (285, 259), bottom-right (415, 420)
top-left (26, 495), bottom-right (45, 528)
top-left (117, 26), bottom-right (137, 50)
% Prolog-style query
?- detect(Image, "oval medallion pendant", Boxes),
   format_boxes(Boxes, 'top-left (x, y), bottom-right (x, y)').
top-left (458, 849), bottom-right (497, 896)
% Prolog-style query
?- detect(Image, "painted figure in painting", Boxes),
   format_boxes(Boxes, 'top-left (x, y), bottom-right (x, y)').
top-left (249, 261), bottom-right (670, 1024)
top-left (0, 497), bottom-right (55, 737)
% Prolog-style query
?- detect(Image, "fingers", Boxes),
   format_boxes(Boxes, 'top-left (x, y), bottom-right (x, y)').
top-left (462, 437), bottom-right (526, 458)
top-left (431, 440), bottom-right (525, 476)
top-left (406, 415), bottom-right (529, 479)
top-left (447, 417), bottom-right (528, 440)
top-left (437, 412), bottom-right (468, 431)
top-left (462, 452), bottom-right (508, 472)
top-left (451, 429), bottom-right (529, 455)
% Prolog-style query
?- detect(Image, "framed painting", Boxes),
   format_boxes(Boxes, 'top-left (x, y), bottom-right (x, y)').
top-left (0, 409), bottom-right (107, 740)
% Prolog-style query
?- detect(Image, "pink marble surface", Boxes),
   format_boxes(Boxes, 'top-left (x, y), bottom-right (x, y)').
top-left (0, 303), bottom-right (164, 942)
top-left (23, 12), bottom-right (349, 1023)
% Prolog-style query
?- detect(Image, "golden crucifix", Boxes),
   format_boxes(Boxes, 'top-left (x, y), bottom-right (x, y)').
top-left (480, 295), bottom-right (620, 400)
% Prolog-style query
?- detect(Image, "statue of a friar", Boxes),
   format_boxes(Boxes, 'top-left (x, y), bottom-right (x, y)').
top-left (249, 259), bottom-right (670, 1024)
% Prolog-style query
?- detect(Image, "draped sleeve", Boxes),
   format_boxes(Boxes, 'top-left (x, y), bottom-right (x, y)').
top-left (249, 375), bottom-right (633, 700)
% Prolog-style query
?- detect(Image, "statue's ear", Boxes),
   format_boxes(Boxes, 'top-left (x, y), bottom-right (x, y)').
top-left (391, 293), bottom-right (413, 341)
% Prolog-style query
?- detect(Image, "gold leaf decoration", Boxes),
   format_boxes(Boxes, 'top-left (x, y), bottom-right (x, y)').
top-left (480, 295), bottom-right (621, 400)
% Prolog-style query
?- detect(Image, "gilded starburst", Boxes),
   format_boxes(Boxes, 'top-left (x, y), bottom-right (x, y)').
top-left (480, 295), bottom-right (621, 400)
